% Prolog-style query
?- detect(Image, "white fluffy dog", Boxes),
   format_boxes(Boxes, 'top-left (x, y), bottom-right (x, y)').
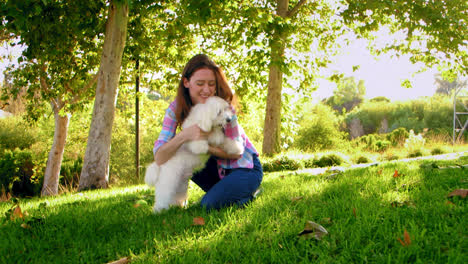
top-left (145, 96), bottom-right (244, 213)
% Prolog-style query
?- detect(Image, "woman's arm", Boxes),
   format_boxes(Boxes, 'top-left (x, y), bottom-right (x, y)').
top-left (208, 145), bottom-right (242, 160)
top-left (154, 125), bottom-right (210, 165)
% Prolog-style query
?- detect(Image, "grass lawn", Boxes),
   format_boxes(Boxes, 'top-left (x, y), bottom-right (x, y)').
top-left (1, 156), bottom-right (467, 263)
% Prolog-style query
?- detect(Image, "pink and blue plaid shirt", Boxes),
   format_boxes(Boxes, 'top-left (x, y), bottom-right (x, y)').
top-left (153, 100), bottom-right (259, 179)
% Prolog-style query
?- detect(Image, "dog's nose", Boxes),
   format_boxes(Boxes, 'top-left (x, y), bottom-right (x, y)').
top-left (226, 117), bottom-right (232, 123)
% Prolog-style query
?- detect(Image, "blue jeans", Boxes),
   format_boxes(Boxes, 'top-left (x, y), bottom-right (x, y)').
top-left (191, 154), bottom-right (263, 210)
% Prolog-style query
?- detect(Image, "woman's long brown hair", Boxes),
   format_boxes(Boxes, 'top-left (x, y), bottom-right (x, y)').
top-left (175, 54), bottom-right (237, 126)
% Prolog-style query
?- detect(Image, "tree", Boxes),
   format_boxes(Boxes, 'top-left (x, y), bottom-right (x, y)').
top-left (1, 0), bottom-right (105, 196)
top-left (325, 76), bottom-right (366, 112)
top-left (78, 0), bottom-right (129, 190)
top-left (434, 73), bottom-right (467, 96)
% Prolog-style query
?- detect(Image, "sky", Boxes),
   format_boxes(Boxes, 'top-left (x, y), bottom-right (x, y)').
top-left (0, 35), bottom-right (441, 102)
top-left (314, 37), bottom-right (439, 101)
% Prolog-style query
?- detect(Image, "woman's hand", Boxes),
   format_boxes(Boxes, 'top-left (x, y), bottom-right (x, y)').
top-left (180, 124), bottom-right (210, 141)
top-left (208, 145), bottom-right (242, 160)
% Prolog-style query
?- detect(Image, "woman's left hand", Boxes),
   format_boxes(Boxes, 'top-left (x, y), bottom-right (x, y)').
top-left (208, 146), bottom-right (242, 160)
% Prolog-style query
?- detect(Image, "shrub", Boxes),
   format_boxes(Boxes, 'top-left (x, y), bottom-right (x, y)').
top-left (0, 148), bottom-right (42, 197)
top-left (60, 157), bottom-right (83, 190)
top-left (430, 147), bottom-right (445, 155)
top-left (262, 155), bottom-right (304, 172)
top-left (294, 103), bottom-right (347, 151)
top-left (408, 149), bottom-right (423, 158)
top-left (0, 117), bottom-right (40, 152)
top-left (386, 127), bottom-right (409, 146)
top-left (356, 155), bottom-right (371, 164)
top-left (359, 134), bottom-right (390, 152)
top-left (314, 153), bottom-right (346, 167)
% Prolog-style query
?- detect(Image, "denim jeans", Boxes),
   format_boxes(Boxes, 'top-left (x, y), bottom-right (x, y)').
top-left (191, 154), bottom-right (263, 210)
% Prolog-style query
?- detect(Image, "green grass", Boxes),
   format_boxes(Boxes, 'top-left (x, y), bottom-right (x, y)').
top-left (1, 156), bottom-right (467, 263)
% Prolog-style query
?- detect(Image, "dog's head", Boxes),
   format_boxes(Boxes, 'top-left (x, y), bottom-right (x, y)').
top-left (198, 96), bottom-right (234, 132)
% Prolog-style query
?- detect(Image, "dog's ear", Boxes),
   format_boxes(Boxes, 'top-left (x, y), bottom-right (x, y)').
top-left (193, 103), bottom-right (213, 132)
top-left (198, 115), bottom-right (213, 132)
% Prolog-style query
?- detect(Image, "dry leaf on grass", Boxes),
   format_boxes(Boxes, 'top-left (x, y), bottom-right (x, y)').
top-left (192, 217), bottom-right (205, 226)
top-left (107, 257), bottom-right (130, 264)
top-left (298, 221), bottom-right (328, 240)
top-left (393, 170), bottom-right (404, 178)
top-left (447, 189), bottom-right (468, 198)
top-left (291, 196), bottom-right (304, 202)
top-left (11, 206), bottom-right (24, 221)
top-left (397, 229), bottom-right (411, 247)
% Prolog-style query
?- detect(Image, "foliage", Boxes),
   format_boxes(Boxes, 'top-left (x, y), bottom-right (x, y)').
top-left (434, 73), bottom-right (467, 96)
top-left (359, 134), bottom-right (391, 152)
top-left (0, 117), bottom-right (39, 152)
top-left (0, 148), bottom-right (41, 197)
top-left (325, 76), bottom-right (366, 113)
top-left (314, 152), bottom-right (348, 167)
top-left (385, 127), bottom-right (410, 146)
top-left (342, 0), bottom-right (468, 75)
top-left (345, 96), bottom-right (454, 136)
top-left (294, 102), bottom-right (347, 151)
top-left (356, 155), bottom-right (371, 164)
top-left (262, 155), bottom-right (304, 172)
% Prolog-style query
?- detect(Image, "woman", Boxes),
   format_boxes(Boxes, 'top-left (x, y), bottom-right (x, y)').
top-left (153, 54), bottom-right (263, 210)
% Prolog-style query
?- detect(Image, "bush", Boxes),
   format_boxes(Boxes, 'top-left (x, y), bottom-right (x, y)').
top-left (386, 127), bottom-right (409, 146)
top-left (431, 147), bottom-right (445, 155)
top-left (294, 103), bottom-right (347, 151)
top-left (0, 148), bottom-right (42, 197)
top-left (0, 117), bottom-right (40, 152)
top-left (408, 149), bottom-right (423, 158)
top-left (359, 134), bottom-right (390, 152)
top-left (356, 155), bottom-right (371, 164)
top-left (60, 157), bottom-right (83, 190)
top-left (314, 153), bottom-right (346, 167)
top-left (262, 155), bottom-right (304, 172)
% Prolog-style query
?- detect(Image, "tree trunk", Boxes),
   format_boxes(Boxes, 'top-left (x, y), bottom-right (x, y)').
top-left (262, 0), bottom-right (289, 155)
top-left (79, 1), bottom-right (128, 191)
top-left (41, 103), bottom-right (70, 196)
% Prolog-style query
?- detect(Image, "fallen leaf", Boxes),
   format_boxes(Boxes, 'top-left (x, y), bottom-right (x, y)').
top-left (397, 229), bottom-right (411, 247)
top-left (20, 223), bottom-right (31, 229)
top-left (11, 206), bottom-right (24, 221)
top-left (445, 200), bottom-right (455, 206)
top-left (291, 196), bottom-right (303, 202)
top-left (298, 221), bottom-right (328, 240)
top-left (377, 169), bottom-right (383, 175)
top-left (393, 169), bottom-right (403, 178)
top-left (133, 199), bottom-right (148, 208)
top-left (107, 257), bottom-right (130, 264)
top-left (447, 189), bottom-right (468, 198)
top-left (352, 208), bottom-right (357, 218)
top-left (192, 217), bottom-right (205, 226)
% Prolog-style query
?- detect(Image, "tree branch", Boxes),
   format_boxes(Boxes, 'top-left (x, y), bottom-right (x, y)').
top-left (287, 0), bottom-right (308, 18)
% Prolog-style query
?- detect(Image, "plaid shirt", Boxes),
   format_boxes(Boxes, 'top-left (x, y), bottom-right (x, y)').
top-left (153, 100), bottom-right (259, 179)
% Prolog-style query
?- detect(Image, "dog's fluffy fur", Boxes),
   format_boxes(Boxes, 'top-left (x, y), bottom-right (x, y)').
top-left (145, 96), bottom-right (244, 213)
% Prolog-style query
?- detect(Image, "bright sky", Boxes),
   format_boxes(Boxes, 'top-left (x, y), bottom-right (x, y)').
top-left (315, 37), bottom-right (439, 101)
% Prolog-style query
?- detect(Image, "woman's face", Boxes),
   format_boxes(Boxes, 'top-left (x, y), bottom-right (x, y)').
top-left (184, 68), bottom-right (216, 105)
